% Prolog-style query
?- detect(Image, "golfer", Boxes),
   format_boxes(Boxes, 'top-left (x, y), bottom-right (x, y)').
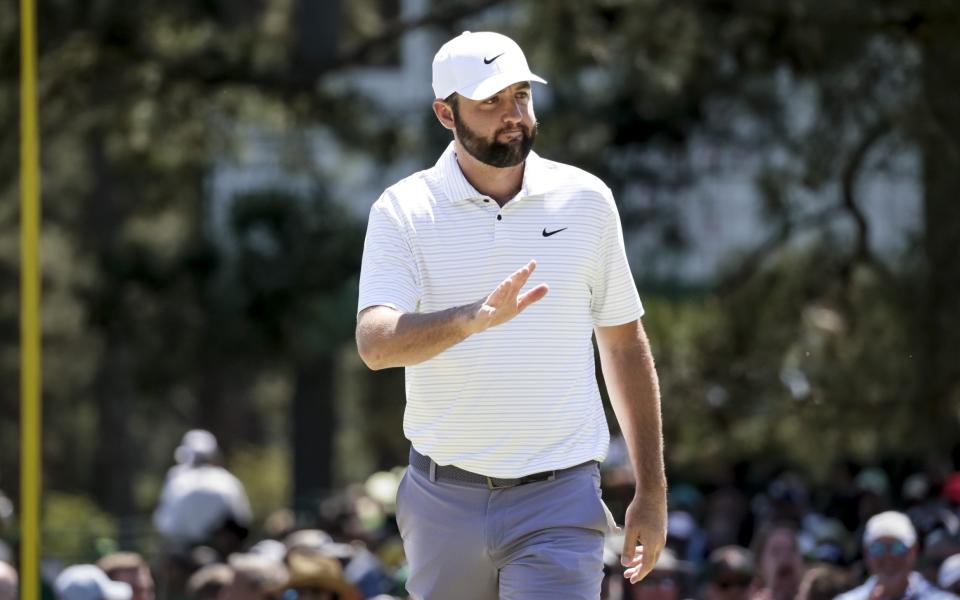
top-left (356, 30), bottom-right (667, 599)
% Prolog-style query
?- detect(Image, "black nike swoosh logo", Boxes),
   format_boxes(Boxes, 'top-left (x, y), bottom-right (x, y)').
top-left (484, 53), bottom-right (505, 65)
top-left (542, 227), bottom-right (567, 237)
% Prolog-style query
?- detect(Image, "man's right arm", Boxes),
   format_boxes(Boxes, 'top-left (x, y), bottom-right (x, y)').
top-left (356, 259), bottom-right (548, 370)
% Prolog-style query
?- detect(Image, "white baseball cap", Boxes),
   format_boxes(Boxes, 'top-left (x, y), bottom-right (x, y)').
top-left (55, 565), bottom-right (132, 600)
top-left (863, 511), bottom-right (917, 547)
top-left (432, 31), bottom-right (547, 100)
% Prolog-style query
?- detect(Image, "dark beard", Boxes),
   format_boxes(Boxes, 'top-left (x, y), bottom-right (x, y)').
top-left (454, 113), bottom-right (537, 168)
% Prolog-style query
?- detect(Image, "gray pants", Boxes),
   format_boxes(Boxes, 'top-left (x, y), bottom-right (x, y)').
top-left (396, 456), bottom-right (617, 600)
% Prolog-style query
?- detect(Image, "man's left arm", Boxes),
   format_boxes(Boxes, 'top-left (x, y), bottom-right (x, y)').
top-left (595, 319), bottom-right (668, 584)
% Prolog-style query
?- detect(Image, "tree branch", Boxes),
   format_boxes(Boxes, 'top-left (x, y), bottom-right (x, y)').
top-left (840, 118), bottom-right (890, 265)
top-left (838, 117), bottom-right (900, 289)
top-left (717, 205), bottom-right (844, 294)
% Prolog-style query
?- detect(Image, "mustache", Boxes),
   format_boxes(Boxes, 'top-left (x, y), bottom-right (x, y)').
top-left (495, 122), bottom-right (536, 138)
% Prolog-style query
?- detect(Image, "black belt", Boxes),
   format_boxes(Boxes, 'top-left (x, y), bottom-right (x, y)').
top-left (409, 446), bottom-right (592, 490)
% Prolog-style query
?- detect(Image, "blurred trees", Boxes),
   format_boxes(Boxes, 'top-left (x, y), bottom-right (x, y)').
top-left (0, 0), bottom-right (958, 552)
top-left (518, 0), bottom-right (960, 471)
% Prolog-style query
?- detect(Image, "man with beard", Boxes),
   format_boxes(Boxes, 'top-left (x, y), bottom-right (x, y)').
top-left (356, 31), bottom-right (666, 599)
top-left (835, 511), bottom-right (958, 600)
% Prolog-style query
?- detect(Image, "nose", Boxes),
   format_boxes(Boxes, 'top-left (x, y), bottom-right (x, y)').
top-left (502, 98), bottom-right (523, 126)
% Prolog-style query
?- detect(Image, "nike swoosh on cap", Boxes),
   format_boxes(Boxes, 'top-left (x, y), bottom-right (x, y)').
top-left (483, 52), bottom-right (505, 64)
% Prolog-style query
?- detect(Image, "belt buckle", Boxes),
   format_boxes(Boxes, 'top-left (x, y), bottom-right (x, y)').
top-left (486, 476), bottom-right (515, 490)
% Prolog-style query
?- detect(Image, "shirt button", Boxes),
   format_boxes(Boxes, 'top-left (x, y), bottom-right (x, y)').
top-left (496, 214), bottom-right (502, 221)
top-left (483, 198), bottom-right (490, 203)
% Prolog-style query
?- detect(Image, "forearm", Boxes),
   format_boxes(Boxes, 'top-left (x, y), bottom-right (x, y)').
top-left (598, 326), bottom-right (667, 497)
top-left (356, 303), bottom-right (479, 370)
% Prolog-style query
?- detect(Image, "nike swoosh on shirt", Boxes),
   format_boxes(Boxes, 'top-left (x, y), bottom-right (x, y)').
top-left (484, 53), bottom-right (505, 64)
top-left (542, 227), bottom-right (568, 237)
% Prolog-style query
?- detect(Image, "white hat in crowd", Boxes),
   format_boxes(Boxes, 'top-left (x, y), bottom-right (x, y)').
top-left (863, 511), bottom-right (917, 547)
top-left (174, 429), bottom-right (218, 465)
top-left (939, 554), bottom-right (960, 590)
top-left (54, 565), bottom-right (131, 600)
top-left (432, 31), bottom-right (546, 100)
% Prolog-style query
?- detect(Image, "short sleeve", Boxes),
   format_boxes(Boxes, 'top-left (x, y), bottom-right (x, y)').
top-left (358, 197), bottom-right (421, 314)
top-left (590, 189), bottom-right (644, 326)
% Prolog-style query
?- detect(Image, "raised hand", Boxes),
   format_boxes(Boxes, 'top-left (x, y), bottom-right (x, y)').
top-left (466, 259), bottom-right (549, 334)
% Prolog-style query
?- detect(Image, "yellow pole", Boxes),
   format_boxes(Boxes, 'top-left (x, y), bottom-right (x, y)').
top-left (20, 0), bottom-right (42, 598)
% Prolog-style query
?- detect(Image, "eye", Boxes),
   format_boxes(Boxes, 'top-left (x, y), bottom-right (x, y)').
top-left (482, 96), bottom-right (498, 105)
top-left (516, 91), bottom-right (530, 100)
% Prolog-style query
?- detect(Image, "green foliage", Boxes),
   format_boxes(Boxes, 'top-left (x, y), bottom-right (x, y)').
top-left (228, 444), bottom-right (291, 525)
top-left (42, 492), bottom-right (118, 563)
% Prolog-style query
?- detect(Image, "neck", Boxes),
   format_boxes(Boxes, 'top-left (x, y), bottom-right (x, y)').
top-left (454, 140), bottom-right (525, 206)
top-left (875, 573), bottom-right (911, 599)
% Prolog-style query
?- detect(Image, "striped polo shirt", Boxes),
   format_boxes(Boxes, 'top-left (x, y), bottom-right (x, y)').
top-left (358, 142), bottom-right (643, 478)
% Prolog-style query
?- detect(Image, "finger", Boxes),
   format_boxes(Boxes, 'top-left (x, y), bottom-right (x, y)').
top-left (510, 260), bottom-right (537, 291)
top-left (621, 532), bottom-right (641, 564)
top-left (626, 558), bottom-right (657, 584)
top-left (628, 548), bottom-right (662, 583)
top-left (485, 278), bottom-right (513, 307)
top-left (516, 284), bottom-right (549, 312)
top-left (621, 545), bottom-right (644, 568)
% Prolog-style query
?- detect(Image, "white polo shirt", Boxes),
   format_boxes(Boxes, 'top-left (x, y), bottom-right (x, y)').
top-left (358, 142), bottom-right (643, 478)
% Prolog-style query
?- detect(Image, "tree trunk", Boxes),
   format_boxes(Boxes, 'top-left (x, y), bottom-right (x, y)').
top-left (88, 132), bottom-right (136, 525)
top-left (918, 25), bottom-right (960, 457)
top-left (292, 354), bottom-right (335, 514)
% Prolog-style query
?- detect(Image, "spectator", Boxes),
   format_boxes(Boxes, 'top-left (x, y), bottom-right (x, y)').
top-left (97, 552), bottom-right (155, 600)
top-left (939, 554), bottom-right (960, 595)
top-left (854, 469), bottom-right (891, 530)
top-left (667, 510), bottom-right (706, 564)
top-left (285, 549), bottom-right (362, 600)
top-left (835, 511), bottom-right (958, 600)
top-left (794, 564), bottom-right (852, 600)
top-left (55, 565), bottom-right (132, 600)
top-left (154, 430), bottom-right (252, 557)
top-left (801, 515), bottom-right (849, 566)
top-left (186, 564), bottom-right (233, 600)
top-left (704, 546), bottom-right (754, 600)
top-left (750, 522), bottom-right (804, 600)
top-left (623, 548), bottom-right (693, 600)
top-left (0, 561), bottom-right (17, 600)
top-left (220, 553), bottom-right (287, 600)
top-left (704, 472), bottom-right (752, 552)
top-left (922, 530), bottom-right (960, 584)
top-left (0, 490), bottom-right (12, 565)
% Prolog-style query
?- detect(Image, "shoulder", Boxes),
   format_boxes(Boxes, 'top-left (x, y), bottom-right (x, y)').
top-left (910, 573), bottom-right (960, 600)
top-left (537, 156), bottom-right (612, 197)
top-left (371, 166), bottom-right (441, 220)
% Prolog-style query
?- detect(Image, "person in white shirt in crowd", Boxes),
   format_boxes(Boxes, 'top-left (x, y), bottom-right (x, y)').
top-left (0, 561), bottom-right (17, 600)
top-left (153, 429), bottom-right (252, 556)
top-left (835, 511), bottom-right (959, 600)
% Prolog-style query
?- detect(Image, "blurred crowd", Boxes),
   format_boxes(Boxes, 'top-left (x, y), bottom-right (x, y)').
top-left (2, 430), bottom-right (960, 600)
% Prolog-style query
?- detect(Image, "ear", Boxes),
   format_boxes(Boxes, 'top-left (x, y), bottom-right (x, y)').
top-left (432, 99), bottom-right (456, 132)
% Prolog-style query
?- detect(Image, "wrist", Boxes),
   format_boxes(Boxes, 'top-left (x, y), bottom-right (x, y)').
top-left (458, 300), bottom-right (483, 336)
top-left (634, 479), bottom-right (667, 499)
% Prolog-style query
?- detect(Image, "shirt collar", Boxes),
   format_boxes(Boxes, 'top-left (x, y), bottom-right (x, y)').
top-left (435, 141), bottom-right (552, 205)
top-left (863, 573), bottom-right (935, 600)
